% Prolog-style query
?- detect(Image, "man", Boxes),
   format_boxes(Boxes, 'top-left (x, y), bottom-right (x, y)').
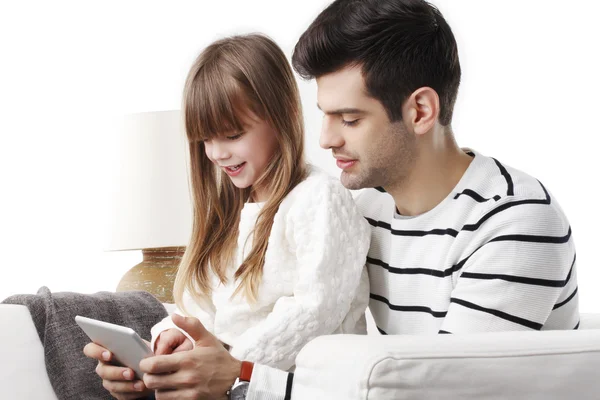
top-left (87, 1), bottom-right (579, 399)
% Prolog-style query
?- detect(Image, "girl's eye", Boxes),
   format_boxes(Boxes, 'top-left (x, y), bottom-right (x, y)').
top-left (342, 119), bottom-right (360, 127)
top-left (227, 132), bottom-right (244, 140)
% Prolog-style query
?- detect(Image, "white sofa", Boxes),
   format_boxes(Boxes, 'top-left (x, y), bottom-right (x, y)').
top-left (2, 303), bottom-right (600, 399)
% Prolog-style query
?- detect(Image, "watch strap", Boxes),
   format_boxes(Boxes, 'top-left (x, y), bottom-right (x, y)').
top-left (240, 361), bottom-right (254, 382)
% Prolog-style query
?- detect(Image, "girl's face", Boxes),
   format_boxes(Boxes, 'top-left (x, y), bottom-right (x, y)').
top-left (204, 111), bottom-right (279, 201)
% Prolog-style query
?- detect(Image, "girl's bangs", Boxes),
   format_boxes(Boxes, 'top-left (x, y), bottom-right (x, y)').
top-left (185, 65), bottom-right (256, 143)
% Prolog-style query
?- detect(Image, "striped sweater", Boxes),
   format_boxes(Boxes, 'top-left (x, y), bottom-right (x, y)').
top-left (357, 149), bottom-right (579, 335)
top-left (246, 149), bottom-right (580, 399)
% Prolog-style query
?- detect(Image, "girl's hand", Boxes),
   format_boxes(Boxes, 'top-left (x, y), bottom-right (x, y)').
top-left (83, 342), bottom-right (153, 400)
top-left (154, 328), bottom-right (194, 355)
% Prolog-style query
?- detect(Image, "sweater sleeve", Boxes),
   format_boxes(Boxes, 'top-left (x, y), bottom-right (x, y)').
top-left (246, 364), bottom-right (291, 400)
top-left (439, 195), bottom-right (578, 333)
top-left (150, 290), bottom-right (216, 351)
top-left (229, 176), bottom-right (370, 370)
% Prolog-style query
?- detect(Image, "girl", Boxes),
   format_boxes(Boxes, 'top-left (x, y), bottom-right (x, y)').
top-left (151, 33), bottom-right (370, 370)
top-left (88, 33), bottom-right (370, 399)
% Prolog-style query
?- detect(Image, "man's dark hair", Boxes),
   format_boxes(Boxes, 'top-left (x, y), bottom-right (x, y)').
top-left (292, 0), bottom-right (461, 126)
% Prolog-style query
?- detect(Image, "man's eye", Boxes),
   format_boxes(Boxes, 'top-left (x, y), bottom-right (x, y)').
top-left (342, 119), bottom-right (360, 127)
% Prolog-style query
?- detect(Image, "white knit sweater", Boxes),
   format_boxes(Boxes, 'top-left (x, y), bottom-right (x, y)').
top-left (150, 168), bottom-right (371, 370)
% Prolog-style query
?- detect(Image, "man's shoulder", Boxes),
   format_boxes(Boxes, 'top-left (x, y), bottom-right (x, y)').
top-left (462, 152), bottom-right (571, 236)
top-left (463, 151), bottom-right (550, 204)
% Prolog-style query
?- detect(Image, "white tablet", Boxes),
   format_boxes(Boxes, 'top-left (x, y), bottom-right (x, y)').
top-left (75, 315), bottom-right (153, 379)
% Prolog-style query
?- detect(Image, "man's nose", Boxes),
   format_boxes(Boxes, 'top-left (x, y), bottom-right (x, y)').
top-left (319, 117), bottom-right (344, 150)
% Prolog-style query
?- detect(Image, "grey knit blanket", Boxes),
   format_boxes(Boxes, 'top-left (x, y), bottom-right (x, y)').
top-left (2, 286), bottom-right (167, 400)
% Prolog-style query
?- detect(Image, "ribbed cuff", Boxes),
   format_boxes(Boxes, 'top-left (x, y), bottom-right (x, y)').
top-left (246, 364), bottom-right (290, 400)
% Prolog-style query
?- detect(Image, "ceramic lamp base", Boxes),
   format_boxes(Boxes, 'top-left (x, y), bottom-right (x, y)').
top-left (116, 246), bottom-right (184, 303)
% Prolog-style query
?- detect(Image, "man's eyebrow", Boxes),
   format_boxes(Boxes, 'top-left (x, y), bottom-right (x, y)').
top-left (316, 104), bottom-right (366, 115)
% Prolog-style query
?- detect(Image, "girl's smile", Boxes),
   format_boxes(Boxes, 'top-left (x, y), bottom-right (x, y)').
top-left (223, 162), bottom-right (246, 177)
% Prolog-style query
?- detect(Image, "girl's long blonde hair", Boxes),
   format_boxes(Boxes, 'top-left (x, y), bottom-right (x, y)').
top-left (174, 34), bottom-right (307, 308)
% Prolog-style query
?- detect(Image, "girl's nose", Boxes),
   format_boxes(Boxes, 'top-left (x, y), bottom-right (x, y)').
top-left (209, 140), bottom-right (231, 162)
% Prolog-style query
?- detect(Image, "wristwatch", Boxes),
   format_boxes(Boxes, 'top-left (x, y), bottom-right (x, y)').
top-left (228, 379), bottom-right (249, 400)
top-left (228, 361), bottom-right (254, 400)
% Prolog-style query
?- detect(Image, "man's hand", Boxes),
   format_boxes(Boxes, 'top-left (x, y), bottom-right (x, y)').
top-left (140, 314), bottom-right (242, 400)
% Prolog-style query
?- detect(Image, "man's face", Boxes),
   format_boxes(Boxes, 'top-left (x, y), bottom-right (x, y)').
top-left (316, 65), bottom-right (416, 190)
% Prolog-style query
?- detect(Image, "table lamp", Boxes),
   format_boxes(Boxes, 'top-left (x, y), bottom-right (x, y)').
top-left (106, 110), bottom-right (192, 303)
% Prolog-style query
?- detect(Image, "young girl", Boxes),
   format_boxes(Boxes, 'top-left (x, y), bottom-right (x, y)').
top-left (150, 33), bottom-right (370, 372)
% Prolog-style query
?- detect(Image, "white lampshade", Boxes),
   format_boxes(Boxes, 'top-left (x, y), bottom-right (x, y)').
top-left (106, 110), bottom-right (193, 251)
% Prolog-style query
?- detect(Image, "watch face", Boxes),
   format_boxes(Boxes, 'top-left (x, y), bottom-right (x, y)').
top-left (229, 381), bottom-right (249, 400)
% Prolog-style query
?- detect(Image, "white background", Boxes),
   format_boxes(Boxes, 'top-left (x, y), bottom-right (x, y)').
top-left (1, 1), bottom-right (598, 312)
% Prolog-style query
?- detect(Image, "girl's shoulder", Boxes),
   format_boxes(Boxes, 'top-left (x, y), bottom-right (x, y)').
top-left (288, 165), bottom-right (347, 198)
top-left (281, 165), bottom-right (356, 213)
top-left (279, 166), bottom-right (370, 239)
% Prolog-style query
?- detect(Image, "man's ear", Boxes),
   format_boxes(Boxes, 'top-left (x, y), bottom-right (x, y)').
top-left (402, 87), bottom-right (440, 136)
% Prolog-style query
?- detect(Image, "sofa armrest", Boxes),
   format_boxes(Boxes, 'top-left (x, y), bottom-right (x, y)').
top-left (581, 313), bottom-right (600, 329)
top-left (0, 302), bottom-right (175, 400)
top-left (293, 329), bottom-right (600, 400)
top-left (0, 304), bottom-right (58, 400)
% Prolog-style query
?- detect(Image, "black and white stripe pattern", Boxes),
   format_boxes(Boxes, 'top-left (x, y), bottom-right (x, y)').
top-left (356, 150), bottom-right (579, 335)
top-left (284, 373), bottom-right (294, 400)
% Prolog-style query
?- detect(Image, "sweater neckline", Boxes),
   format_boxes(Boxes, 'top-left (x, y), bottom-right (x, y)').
top-left (392, 148), bottom-right (481, 222)
top-left (241, 201), bottom-right (264, 219)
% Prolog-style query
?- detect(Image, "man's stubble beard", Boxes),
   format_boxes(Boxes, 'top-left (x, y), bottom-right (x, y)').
top-left (341, 121), bottom-right (416, 191)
